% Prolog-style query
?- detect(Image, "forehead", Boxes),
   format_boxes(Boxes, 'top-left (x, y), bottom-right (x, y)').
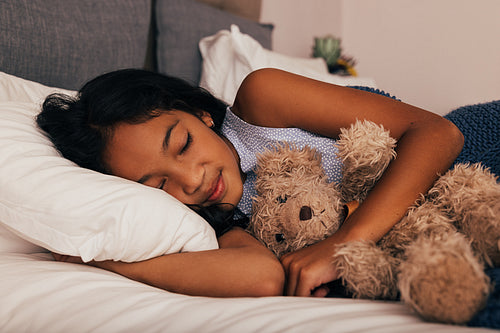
top-left (103, 113), bottom-right (178, 178)
top-left (111, 113), bottom-right (175, 148)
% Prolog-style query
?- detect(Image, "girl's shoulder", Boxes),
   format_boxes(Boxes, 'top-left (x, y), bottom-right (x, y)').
top-left (231, 68), bottom-right (352, 139)
top-left (231, 68), bottom-right (303, 128)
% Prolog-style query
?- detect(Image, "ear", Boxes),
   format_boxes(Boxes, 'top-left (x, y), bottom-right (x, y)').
top-left (198, 110), bottom-right (215, 128)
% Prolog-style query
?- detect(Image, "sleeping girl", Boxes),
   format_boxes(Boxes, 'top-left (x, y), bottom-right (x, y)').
top-left (37, 68), bottom-right (464, 297)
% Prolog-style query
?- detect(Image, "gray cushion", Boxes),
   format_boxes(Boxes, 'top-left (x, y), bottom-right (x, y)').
top-left (0, 0), bottom-right (151, 90)
top-left (156, 0), bottom-right (273, 84)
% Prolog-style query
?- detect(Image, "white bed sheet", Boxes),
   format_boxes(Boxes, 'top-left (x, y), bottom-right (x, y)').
top-left (1, 252), bottom-right (491, 333)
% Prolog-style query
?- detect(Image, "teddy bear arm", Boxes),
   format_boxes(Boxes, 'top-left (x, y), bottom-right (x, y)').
top-left (336, 120), bottom-right (397, 203)
top-left (333, 241), bottom-right (400, 299)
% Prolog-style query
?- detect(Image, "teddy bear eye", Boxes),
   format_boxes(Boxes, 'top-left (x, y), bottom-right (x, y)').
top-left (277, 195), bottom-right (288, 204)
top-left (275, 233), bottom-right (286, 243)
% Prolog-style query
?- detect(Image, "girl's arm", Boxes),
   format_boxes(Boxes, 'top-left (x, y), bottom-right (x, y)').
top-left (55, 228), bottom-right (285, 297)
top-left (233, 68), bottom-right (464, 296)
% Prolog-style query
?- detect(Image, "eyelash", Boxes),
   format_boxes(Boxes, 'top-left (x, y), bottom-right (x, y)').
top-left (157, 132), bottom-right (190, 190)
top-left (158, 179), bottom-right (167, 189)
top-left (180, 133), bottom-right (192, 154)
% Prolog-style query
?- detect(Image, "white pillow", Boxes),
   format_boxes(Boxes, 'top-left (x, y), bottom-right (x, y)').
top-left (0, 73), bottom-right (218, 261)
top-left (199, 25), bottom-right (377, 105)
top-left (0, 71), bottom-right (75, 103)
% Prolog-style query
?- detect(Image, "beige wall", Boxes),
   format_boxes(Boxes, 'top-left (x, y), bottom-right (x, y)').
top-left (261, 0), bottom-right (342, 58)
top-left (261, 0), bottom-right (500, 115)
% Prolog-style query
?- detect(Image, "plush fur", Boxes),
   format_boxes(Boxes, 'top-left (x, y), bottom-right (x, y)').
top-left (248, 120), bottom-right (500, 325)
top-left (250, 144), bottom-right (343, 257)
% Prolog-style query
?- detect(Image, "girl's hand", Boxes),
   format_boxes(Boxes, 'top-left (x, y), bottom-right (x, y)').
top-left (52, 253), bottom-right (85, 265)
top-left (280, 240), bottom-right (339, 297)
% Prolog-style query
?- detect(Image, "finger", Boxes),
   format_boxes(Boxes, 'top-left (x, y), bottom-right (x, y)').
top-left (52, 253), bottom-right (84, 264)
top-left (281, 258), bottom-right (298, 296)
top-left (312, 285), bottom-right (330, 298)
top-left (294, 265), bottom-right (330, 297)
top-left (67, 256), bottom-right (84, 264)
top-left (286, 272), bottom-right (298, 296)
top-left (52, 253), bottom-right (67, 262)
top-left (294, 273), bottom-right (315, 297)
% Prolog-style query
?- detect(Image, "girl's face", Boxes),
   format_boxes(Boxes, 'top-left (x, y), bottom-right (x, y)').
top-left (104, 110), bottom-right (244, 209)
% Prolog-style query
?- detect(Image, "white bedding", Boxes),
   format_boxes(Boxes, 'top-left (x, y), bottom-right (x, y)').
top-left (1, 251), bottom-right (490, 332)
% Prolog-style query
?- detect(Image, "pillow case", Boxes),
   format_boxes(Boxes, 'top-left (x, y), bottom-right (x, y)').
top-left (155, 0), bottom-right (273, 85)
top-left (0, 74), bottom-right (218, 261)
top-left (0, 71), bottom-right (75, 104)
top-left (199, 25), bottom-right (377, 105)
top-left (0, 0), bottom-right (151, 90)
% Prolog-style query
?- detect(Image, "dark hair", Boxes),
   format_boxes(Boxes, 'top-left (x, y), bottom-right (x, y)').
top-left (37, 68), bottom-right (228, 173)
top-left (37, 69), bottom-right (235, 234)
top-left (192, 204), bottom-right (248, 237)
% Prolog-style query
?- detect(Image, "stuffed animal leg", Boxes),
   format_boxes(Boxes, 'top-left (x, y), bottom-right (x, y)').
top-left (398, 231), bottom-right (491, 324)
top-left (333, 199), bottom-right (457, 301)
top-left (427, 163), bottom-right (500, 266)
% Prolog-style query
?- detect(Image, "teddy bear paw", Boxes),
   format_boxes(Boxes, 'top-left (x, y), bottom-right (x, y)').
top-left (398, 232), bottom-right (491, 324)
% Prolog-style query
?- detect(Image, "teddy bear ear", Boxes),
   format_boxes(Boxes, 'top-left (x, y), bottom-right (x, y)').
top-left (256, 143), bottom-right (324, 176)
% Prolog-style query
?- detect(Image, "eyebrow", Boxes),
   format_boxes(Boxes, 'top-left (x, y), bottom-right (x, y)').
top-left (162, 120), bottom-right (179, 152)
top-left (136, 120), bottom-right (179, 184)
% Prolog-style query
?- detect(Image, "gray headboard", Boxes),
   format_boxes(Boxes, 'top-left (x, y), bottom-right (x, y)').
top-left (0, 0), bottom-right (273, 90)
top-left (0, 0), bottom-right (151, 90)
top-left (155, 0), bottom-right (273, 85)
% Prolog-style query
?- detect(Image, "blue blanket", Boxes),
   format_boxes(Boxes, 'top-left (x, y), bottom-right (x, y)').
top-left (445, 101), bottom-right (499, 329)
top-left (444, 100), bottom-right (500, 177)
top-left (350, 86), bottom-right (499, 329)
top-left (469, 268), bottom-right (500, 328)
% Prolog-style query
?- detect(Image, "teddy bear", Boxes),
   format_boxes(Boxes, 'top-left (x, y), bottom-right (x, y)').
top-left (248, 120), bottom-right (500, 325)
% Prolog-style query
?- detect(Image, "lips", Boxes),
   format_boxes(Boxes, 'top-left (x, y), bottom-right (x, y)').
top-left (207, 173), bottom-right (224, 203)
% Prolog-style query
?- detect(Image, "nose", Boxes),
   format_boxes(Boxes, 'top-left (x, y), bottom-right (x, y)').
top-left (299, 206), bottom-right (312, 221)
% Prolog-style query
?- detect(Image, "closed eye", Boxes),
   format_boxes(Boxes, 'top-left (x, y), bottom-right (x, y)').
top-left (180, 133), bottom-right (192, 154)
top-left (157, 178), bottom-right (167, 190)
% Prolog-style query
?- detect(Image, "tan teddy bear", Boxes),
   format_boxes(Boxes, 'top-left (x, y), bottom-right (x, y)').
top-left (248, 120), bottom-right (500, 324)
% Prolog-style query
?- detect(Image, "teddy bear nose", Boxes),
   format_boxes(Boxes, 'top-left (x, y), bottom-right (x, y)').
top-left (299, 206), bottom-right (312, 220)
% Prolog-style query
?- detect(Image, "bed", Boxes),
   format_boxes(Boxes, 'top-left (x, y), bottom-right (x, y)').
top-left (0, 0), bottom-right (496, 331)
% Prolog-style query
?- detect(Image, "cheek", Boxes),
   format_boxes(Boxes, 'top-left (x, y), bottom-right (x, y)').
top-left (105, 145), bottom-right (156, 181)
top-left (163, 188), bottom-right (187, 202)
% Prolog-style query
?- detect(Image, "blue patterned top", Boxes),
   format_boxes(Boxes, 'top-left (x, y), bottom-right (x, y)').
top-left (221, 107), bottom-right (342, 218)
